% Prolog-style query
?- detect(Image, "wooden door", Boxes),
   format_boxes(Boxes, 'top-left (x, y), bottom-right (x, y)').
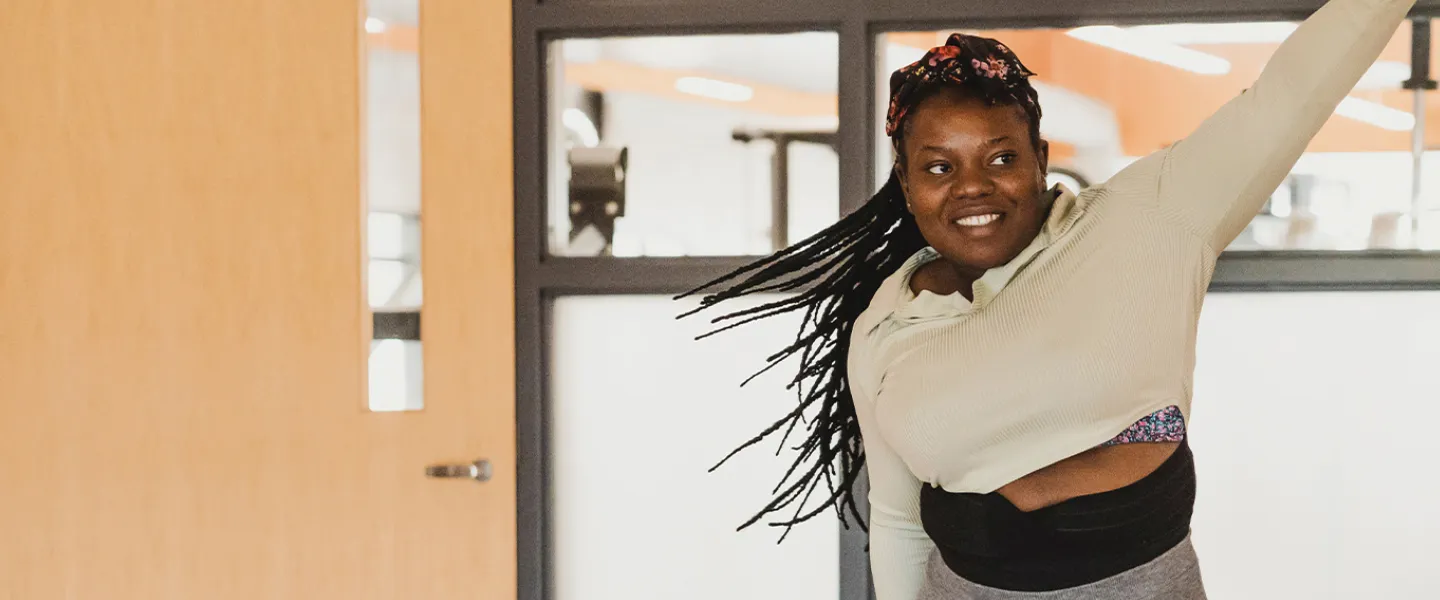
top-left (0, 1), bottom-right (515, 598)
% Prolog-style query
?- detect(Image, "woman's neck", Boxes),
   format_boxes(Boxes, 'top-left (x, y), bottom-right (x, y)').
top-left (909, 257), bottom-right (984, 302)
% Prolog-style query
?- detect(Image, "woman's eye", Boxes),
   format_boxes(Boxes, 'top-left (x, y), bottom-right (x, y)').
top-left (991, 153), bottom-right (1017, 166)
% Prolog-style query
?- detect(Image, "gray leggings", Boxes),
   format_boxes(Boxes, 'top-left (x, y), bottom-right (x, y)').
top-left (917, 534), bottom-right (1207, 600)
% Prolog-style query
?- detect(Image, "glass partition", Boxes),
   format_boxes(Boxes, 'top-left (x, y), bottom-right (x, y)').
top-left (547, 33), bottom-right (840, 257)
top-left (365, 0), bottom-right (423, 411)
top-left (549, 295), bottom-right (839, 599)
top-left (878, 22), bottom-right (1438, 251)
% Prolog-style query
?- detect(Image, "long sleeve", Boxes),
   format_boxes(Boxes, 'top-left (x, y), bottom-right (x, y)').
top-left (849, 339), bottom-right (934, 600)
top-left (1147, 0), bottom-right (1417, 252)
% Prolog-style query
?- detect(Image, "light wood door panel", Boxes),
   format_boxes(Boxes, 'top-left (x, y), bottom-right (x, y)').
top-left (0, 0), bottom-right (514, 598)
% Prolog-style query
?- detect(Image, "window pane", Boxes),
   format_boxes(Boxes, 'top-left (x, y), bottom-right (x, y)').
top-left (369, 339), bottom-right (423, 412)
top-left (365, 0), bottom-right (422, 309)
top-left (547, 33), bottom-right (839, 257)
top-left (549, 295), bottom-right (838, 599)
top-left (878, 22), bottom-right (1433, 251)
top-left (366, 213), bottom-right (421, 309)
top-left (365, 0), bottom-right (423, 412)
top-left (1193, 291), bottom-right (1440, 597)
top-left (365, 4), bottom-right (421, 217)
top-left (368, 212), bottom-right (405, 260)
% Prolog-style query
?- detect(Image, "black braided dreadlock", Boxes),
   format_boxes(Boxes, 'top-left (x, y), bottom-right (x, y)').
top-left (676, 32), bottom-right (1043, 540)
top-left (677, 173), bottom-right (923, 538)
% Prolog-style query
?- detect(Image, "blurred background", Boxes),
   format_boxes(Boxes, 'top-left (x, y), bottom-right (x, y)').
top-left (537, 24), bottom-right (1438, 257)
top-left (4, 1), bottom-right (1440, 599)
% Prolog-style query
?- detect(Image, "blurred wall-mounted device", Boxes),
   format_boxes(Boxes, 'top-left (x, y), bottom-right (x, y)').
top-left (567, 146), bottom-right (628, 255)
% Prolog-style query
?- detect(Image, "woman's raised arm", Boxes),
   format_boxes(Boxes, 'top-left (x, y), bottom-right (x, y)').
top-left (1151, 0), bottom-right (1417, 252)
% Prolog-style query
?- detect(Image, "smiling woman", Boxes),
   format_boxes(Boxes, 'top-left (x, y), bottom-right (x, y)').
top-left (681, 1), bottom-right (1422, 597)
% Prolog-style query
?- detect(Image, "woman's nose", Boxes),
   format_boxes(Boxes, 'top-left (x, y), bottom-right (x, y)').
top-left (952, 168), bottom-right (997, 199)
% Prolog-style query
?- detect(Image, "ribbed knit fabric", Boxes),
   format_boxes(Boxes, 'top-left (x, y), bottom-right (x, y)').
top-left (846, 0), bottom-right (1417, 598)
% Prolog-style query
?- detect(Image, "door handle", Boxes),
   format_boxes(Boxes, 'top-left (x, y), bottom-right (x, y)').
top-left (425, 459), bottom-right (492, 483)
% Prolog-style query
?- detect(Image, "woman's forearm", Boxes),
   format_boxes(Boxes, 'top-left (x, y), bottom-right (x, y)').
top-left (869, 520), bottom-right (935, 600)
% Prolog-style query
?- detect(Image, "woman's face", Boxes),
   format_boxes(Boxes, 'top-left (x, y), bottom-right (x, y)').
top-left (898, 89), bottom-right (1049, 277)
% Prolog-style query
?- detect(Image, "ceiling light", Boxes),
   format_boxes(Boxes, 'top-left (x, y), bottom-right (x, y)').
top-left (365, 17), bottom-right (387, 34)
top-left (1067, 26), bottom-right (1231, 75)
top-left (563, 108), bottom-right (601, 148)
top-left (1334, 97), bottom-right (1415, 131)
top-left (674, 77), bottom-right (754, 102)
top-left (1355, 61), bottom-right (1412, 90)
top-left (1126, 22), bottom-right (1299, 45)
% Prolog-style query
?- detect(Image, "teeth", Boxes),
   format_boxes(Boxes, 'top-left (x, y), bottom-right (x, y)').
top-left (955, 214), bottom-right (1000, 227)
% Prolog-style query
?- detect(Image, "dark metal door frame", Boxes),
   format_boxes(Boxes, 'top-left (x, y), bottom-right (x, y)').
top-left (511, 3), bottom-right (1440, 600)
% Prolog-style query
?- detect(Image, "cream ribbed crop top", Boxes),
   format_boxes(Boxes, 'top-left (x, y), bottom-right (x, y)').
top-left (846, 0), bottom-right (1418, 597)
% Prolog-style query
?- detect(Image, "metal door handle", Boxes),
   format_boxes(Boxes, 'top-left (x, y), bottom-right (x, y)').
top-left (425, 459), bottom-right (492, 482)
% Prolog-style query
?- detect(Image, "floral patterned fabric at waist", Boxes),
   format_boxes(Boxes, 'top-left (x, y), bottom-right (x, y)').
top-left (1099, 405), bottom-right (1186, 447)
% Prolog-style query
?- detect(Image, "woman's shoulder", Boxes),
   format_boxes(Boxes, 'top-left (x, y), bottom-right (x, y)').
top-left (850, 248), bottom-right (933, 342)
top-left (1074, 149), bottom-right (1217, 239)
top-left (1048, 153), bottom-right (1174, 235)
top-left (1086, 151), bottom-right (1169, 207)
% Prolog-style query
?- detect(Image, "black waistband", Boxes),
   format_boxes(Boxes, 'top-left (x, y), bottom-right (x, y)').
top-left (919, 439), bottom-right (1196, 592)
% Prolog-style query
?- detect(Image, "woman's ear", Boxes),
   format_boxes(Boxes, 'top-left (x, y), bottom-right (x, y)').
top-left (894, 165), bottom-right (913, 212)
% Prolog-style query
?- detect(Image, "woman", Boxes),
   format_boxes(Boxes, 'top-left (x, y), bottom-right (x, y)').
top-left (680, 0), bottom-right (1416, 597)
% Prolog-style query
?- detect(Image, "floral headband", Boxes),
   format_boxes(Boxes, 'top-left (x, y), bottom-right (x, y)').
top-left (885, 33), bottom-right (1040, 137)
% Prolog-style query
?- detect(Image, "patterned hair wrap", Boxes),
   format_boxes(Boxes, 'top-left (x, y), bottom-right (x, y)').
top-left (885, 33), bottom-right (1042, 137)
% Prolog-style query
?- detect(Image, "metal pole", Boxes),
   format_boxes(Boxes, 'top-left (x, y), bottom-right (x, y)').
top-left (1403, 18), bottom-right (1436, 243)
top-left (734, 129), bottom-right (839, 252)
top-left (1413, 87), bottom-right (1426, 241)
top-left (772, 135), bottom-right (791, 251)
